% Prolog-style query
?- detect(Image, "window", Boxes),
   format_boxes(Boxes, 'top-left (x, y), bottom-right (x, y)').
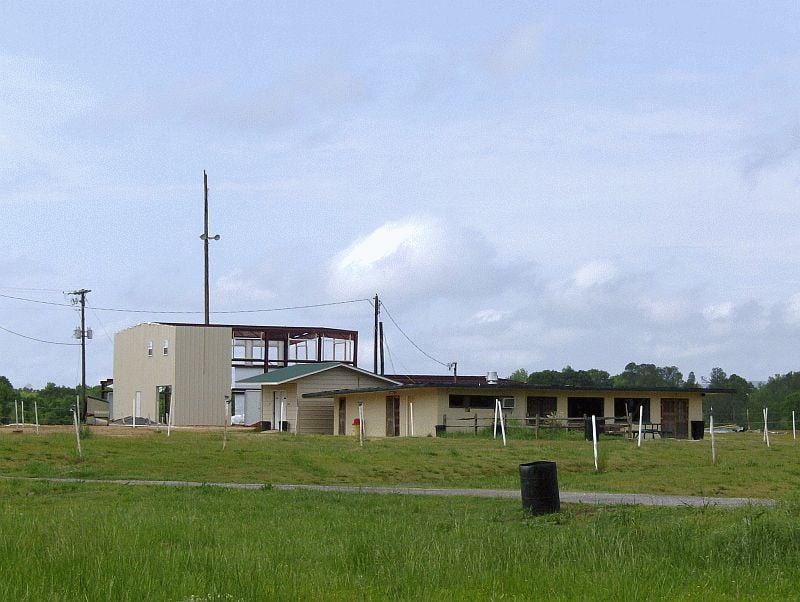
top-left (501, 397), bottom-right (515, 409)
top-left (147, 341), bottom-right (153, 357)
top-left (162, 339), bottom-right (169, 356)
top-left (449, 395), bottom-right (498, 410)
top-left (615, 398), bottom-right (650, 423)
top-left (527, 396), bottom-right (557, 417)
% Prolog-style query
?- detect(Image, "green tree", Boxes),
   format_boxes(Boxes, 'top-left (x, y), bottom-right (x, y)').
top-left (613, 362), bottom-right (683, 388)
top-left (749, 372), bottom-right (800, 429)
top-left (0, 376), bottom-right (14, 425)
top-left (527, 366), bottom-right (612, 387)
top-left (508, 368), bottom-right (528, 383)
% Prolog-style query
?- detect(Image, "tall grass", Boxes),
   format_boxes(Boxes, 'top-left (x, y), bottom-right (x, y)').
top-left (0, 480), bottom-right (797, 600)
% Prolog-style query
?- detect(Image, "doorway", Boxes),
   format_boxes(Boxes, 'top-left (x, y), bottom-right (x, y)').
top-left (338, 398), bottom-right (346, 435)
top-left (156, 385), bottom-right (172, 424)
top-left (273, 390), bottom-right (287, 430)
top-left (661, 398), bottom-right (688, 438)
top-left (386, 395), bottom-right (400, 436)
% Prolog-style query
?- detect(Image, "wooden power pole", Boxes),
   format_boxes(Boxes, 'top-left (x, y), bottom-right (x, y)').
top-left (68, 289), bottom-right (91, 421)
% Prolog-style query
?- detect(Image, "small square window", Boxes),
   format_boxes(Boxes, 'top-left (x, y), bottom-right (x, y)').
top-left (162, 339), bottom-right (169, 356)
top-left (147, 341), bottom-right (153, 357)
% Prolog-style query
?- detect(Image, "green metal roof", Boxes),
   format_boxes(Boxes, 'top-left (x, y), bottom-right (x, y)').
top-left (236, 362), bottom-right (400, 386)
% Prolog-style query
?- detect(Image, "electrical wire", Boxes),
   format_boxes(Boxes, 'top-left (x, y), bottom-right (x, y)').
top-left (380, 301), bottom-right (449, 368)
top-left (0, 292), bottom-right (373, 315)
top-left (87, 303), bottom-right (115, 344)
top-left (0, 292), bottom-right (73, 308)
top-left (0, 324), bottom-right (81, 346)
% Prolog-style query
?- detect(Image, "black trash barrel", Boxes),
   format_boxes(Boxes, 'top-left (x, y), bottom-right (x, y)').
top-left (434, 424), bottom-right (446, 437)
top-left (280, 420), bottom-right (289, 432)
top-left (584, 416), bottom-right (592, 441)
top-left (519, 461), bottom-right (560, 515)
top-left (690, 420), bottom-right (705, 440)
top-left (261, 420), bottom-right (271, 432)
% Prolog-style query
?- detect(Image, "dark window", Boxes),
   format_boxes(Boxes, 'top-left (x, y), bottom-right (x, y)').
top-left (448, 395), bottom-right (498, 410)
top-left (614, 398), bottom-right (650, 422)
top-left (526, 396), bottom-right (557, 417)
top-left (567, 397), bottom-right (604, 418)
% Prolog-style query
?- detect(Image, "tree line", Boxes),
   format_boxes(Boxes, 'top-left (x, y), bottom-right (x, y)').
top-left (0, 377), bottom-right (101, 425)
top-left (507, 362), bottom-right (800, 428)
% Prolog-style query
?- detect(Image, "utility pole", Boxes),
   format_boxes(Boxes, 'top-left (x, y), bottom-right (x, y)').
top-left (379, 321), bottom-right (385, 376)
top-left (373, 293), bottom-right (380, 374)
top-left (68, 289), bottom-right (91, 421)
top-left (200, 170), bottom-right (220, 325)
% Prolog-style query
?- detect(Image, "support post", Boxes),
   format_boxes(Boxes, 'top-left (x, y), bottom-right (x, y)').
top-left (637, 405), bottom-right (643, 448)
top-left (34, 401), bottom-right (39, 435)
top-left (710, 411), bottom-right (716, 465)
top-left (592, 415), bottom-right (599, 471)
top-left (72, 400), bottom-right (82, 459)
top-left (358, 401), bottom-right (365, 447)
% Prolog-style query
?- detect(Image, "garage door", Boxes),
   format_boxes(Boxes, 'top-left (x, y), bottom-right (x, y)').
top-left (298, 398), bottom-right (334, 434)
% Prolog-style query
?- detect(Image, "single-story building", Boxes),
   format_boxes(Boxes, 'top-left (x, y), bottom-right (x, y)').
top-left (304, 379), bottom-right (731, 439)
top-left (237, 362), bottom-right (400, 434)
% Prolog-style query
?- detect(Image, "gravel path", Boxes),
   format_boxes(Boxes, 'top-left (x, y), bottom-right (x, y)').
top-left (2, 476), bottom-right (775, 508)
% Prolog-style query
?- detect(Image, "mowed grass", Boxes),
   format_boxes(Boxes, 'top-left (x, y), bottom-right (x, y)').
top-left (1, 479), bottom-right (799, 601)
top-left (0, 427), bottom-right (797, 499)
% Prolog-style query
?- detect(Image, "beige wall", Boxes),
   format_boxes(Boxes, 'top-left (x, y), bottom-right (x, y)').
top-left (174, 326), bottom-right (232, 425)
top-left (113, 323), bottom-right (232, 425)
top-left (112, 323), bottom-right (176, 421)
top-left (336, 387), bottom-right (708, 438)
top-left (261, 383), bottom-right (299, 430)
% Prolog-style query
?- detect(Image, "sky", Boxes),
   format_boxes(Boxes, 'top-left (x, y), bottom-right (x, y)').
top-left (2, 1), bottom-right (800, 389)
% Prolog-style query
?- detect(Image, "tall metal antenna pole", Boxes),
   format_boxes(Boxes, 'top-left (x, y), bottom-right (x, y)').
top-left (373, 293), bottom-right (380, 374)
top-left (203, 171), bottom-right (210, 325)
top-left (200, 170), bottom-right (220, 325)
top-left (68, 288), bottom-right (91, 421)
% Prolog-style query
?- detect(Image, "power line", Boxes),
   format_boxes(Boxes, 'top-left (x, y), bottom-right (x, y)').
top-left (0, 324), bottom-right (81, 346)
top-left (0, 292), bottom-right (373, 315)
top-left (0, 292), bottom-right (73, 308)
top-left (380, 301), bottom-right (449, 368)
top-left (87, 302), bottom-right (114, 344)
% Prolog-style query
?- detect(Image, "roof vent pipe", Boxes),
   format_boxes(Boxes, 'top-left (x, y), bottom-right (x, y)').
top-left (486, 371), bottom-right (498, 385)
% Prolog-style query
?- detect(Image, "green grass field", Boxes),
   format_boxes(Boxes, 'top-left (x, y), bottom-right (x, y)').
top-left (1, 427), bottom-right (798, 600)
top-left (0, 427), bottom-right (796, 498)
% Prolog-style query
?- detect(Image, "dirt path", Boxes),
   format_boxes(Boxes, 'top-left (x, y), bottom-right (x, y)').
top-left (0, 476), bottom-right (775, 508)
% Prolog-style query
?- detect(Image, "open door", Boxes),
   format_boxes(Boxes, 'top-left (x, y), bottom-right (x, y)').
top-left (661, 398), bottom-right (688, 438)
top-left (157, 386), bottom-right (172, 424)
top-left (386, 395), bottom-right (400, 436)
top-left (338, 398), bottom-right (346, 435)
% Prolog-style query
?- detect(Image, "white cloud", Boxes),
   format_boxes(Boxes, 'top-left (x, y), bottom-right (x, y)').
top-left (214, 270), bottom-right (275, 306)
top-left (472, 309), bottom-right (507, 324)
top-left (703, 302), bottom-right (734, 321)
top-left (783, 293), bottom-right (800, 326)
top-left (571, 260), bottom-right (617, 289)
top-left (327, 216), bottom-right (523, 302)
top-left (637, 299), bottom-right (690, 323)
